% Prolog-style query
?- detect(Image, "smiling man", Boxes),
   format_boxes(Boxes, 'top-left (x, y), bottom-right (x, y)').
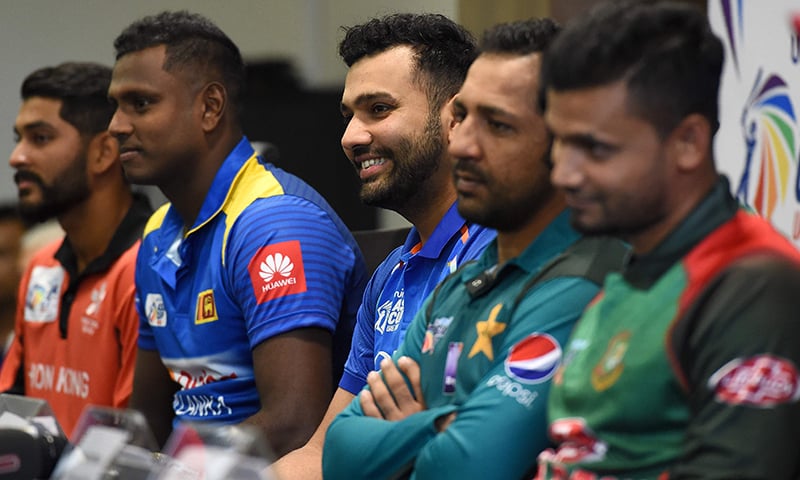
top-left (274, 14), bottom-right (494, 478)
top-left (322, 19), bottom-right (625, 480)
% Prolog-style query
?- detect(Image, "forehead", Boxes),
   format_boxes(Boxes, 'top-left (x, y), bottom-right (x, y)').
top-left (109, 44), bottom-right (176, 96)
top-left (15, 97), bottom-right (72, 131)
top-left (341, 45), bottom-right (426, 105)
top-left (544, 81), bottom-right (636, 132)
top-left (458, 53), bottom-right (541, 115)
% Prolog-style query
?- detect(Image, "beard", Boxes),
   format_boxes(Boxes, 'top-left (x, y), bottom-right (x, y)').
top-left (16, 148), bottom-right (91, 224)
top-left (359, 111), bottom-right (444, 210)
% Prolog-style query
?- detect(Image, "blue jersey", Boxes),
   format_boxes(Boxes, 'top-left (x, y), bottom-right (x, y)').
top-left (339, 203), bottom-right (495, 394)
top-left (136, 138), bottom-right (367, 425)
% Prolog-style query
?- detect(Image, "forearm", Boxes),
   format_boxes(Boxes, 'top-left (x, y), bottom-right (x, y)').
top-left (271, 387), bottom-right (355, 479)
top-left (323, 402), bottom-right (456, 480)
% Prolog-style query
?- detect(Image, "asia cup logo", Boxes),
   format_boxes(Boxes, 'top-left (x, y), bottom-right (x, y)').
top-left (736, 70), bottom-right (800, 221)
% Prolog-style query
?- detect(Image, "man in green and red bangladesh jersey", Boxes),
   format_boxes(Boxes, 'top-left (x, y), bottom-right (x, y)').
top-left (539, 1), bottom-right (800, 478)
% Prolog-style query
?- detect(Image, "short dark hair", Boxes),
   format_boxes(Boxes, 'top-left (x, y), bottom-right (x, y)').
top-left (113, 10), bottom-right (246, 120)
top-left (540, 1), bottom-right (724, 138)
top-left (338, 13), bottom-right (477, 113)
top-left (480, 18), bottom-right (561, 55)
top-left (21, 62), bottom-right (114, 137)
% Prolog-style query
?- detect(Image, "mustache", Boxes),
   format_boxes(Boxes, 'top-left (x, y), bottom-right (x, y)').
top-left (352, 145), bottom-right (392, 159)
top-left (14, 170), bottom-right (44, 187)
top-left (452, 160), bottom-right (487, 183)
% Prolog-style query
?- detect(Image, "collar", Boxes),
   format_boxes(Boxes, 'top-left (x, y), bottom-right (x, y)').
top-left (400, 202), bottom-right (470, 261)
top-left (477, 209), bottom-right (579, 275)
top-left (185, 137), bottom-right (255, 234)
top-left (55, 192), bottom-right (153, 279)
top-left (624, 175), bottom-right (738, 287)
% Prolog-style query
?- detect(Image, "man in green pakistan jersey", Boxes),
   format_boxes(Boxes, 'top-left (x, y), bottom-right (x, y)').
top-left (322, 18), bottom-right (627, 480)
top-left (537, 1), bottom-right (800, 479)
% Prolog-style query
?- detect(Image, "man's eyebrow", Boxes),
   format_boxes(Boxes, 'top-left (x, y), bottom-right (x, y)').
top-left (15, 121), bottom-right (53, 133)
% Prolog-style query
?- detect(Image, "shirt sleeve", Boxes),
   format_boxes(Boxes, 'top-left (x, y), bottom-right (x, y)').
top-left (670, 257), bottom-right (800, 479)
top-left (324, 277), bottom-right (600, 480)
top-left (226, 195), bottom-right (360, 349)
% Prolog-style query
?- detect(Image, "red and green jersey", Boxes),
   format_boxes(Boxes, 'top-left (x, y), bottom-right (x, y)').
top-left (539, 179), bottom-right (800, 479)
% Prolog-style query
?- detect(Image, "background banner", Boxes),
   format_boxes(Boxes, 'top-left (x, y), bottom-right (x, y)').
top-left (709, 0), bottom-right (800, 244)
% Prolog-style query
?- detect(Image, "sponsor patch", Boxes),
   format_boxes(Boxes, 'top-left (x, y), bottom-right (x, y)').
top-left (708, 354), bottom-right (800, 407)
top-left (195, 289), bottom-right (218, 325)
top-left (504, 333), bottom-right (561, 384)
top-left (145, 293), bottom-right (167, 327)
top-left (24, 266), bottom-right (63, 323)
top-left (248, 240), bottom-right (307, 303)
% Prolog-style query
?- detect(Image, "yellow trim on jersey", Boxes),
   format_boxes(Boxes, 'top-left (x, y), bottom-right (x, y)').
top-left (219, 155), bottom-right (284, 265)
top-left (143, 203), bottom-right (171, 238)
top-left (141, 151), bottom-right (285, 266)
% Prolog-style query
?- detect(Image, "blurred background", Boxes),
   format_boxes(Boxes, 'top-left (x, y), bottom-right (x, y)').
top-left (0, 0), bottom-right (706, 231)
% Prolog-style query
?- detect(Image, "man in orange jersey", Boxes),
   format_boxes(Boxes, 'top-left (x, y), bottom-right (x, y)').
top-left (0, 62), bottom-right (151, 438)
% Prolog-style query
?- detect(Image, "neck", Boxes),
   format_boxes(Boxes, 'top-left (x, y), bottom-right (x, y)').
top-left (58, 187), bottom-right (133, 273)
top-left (496, 193), bottom-right (566, 265)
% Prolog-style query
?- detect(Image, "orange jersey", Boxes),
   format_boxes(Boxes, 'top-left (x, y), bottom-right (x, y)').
top-left (0, 197), bottom-right (149, 437)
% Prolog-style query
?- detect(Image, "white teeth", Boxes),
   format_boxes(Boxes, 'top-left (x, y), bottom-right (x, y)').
top-left (360, 158), bottom-right (387, 170)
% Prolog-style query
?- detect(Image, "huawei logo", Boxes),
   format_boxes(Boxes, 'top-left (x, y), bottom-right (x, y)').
top-left (259, 253), bottom-right (294, 282)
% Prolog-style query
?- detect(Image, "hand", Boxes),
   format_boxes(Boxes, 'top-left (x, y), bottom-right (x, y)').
top-left (360, 356), bottom-right (425, 421)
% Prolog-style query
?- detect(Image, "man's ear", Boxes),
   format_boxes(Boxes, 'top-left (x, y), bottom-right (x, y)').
top-left (200, 82), bottom-right (227, 132)
top-left (668, 113), bottom-right (711, 172)
top-left (87, 131), bottom-right (120, 175)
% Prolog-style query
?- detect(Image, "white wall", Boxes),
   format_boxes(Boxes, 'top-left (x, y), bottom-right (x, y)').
top-left (0, 0), bottom-right (456, 216)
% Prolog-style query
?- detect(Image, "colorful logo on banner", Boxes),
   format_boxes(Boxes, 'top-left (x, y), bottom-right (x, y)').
top-left (736, 71), bottom-right (799, 221)
top-left (718, 0), bottom-right (800, 234)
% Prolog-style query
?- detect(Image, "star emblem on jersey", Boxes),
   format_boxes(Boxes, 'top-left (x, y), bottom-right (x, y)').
top-left (468, 303), bottom-right (506, 360)
top-left (259, 252), bottom-right (294, 282)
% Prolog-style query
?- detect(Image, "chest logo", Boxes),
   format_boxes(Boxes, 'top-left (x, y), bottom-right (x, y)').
top-left (85, 282), bottom-right (106, 316)
top-left (591, 330), bottom-right (631, 391)
top-left (421, 316), bottom-right (454, 354)
top-left (505, 333), bottom-right (562, 384)
top-left (145, 293), bottom-right (167, 327)
top-left (375, 290), bottom-right (404, 335)
top-left (195, 289), bottom-right (219, 325)
top-left (248, 240), bottom-right (307, 303)
top-left (25, 265), bottom-right (64, 323)
top-left (468, 303), bottom-right (506, 361)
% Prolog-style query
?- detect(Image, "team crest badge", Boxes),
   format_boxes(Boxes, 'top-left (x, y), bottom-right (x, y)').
top-left (195, 289), bottom-right (219, 324)
top-left (591, 331), bottom-right (631, 391)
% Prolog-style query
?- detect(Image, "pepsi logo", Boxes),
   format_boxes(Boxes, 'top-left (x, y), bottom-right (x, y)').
top-left (504, 333), bottom-right (562, 384)
top-left (708, 354), bottom-right (800, 407)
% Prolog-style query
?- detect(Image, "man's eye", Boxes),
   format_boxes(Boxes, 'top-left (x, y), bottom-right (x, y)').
top-left (134, 97), bottom-right (152, 110)
top-left (371, 104), bottom-right (391, 115)
top-left (488, 120), bottom-right (512, 132)
top-left (32, 133), bottom-right (53, 145)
